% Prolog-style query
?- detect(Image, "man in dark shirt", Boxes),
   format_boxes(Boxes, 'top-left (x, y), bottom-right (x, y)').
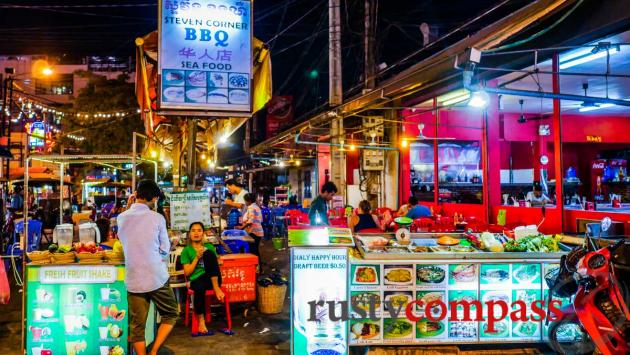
top-left (308, 182), bottom-right (337, 226)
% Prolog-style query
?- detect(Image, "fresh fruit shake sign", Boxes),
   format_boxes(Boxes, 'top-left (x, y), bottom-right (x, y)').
top-left (25, 265), bottom-right (128, 354)
top-left (158, 0), bottom-right (252, 113)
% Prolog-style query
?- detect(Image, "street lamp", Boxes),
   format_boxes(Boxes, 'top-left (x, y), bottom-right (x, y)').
top-left (42, 67), bottom-right (54, 77)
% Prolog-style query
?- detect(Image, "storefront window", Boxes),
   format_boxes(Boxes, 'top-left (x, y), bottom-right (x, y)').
top-left (437, 140), bottom-right (482, 203)
top-left (409, 142), bottom-right (434, 202)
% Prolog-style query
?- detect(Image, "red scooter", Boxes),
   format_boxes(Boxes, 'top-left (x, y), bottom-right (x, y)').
top-left (546, 218), bottom-right (630, 355)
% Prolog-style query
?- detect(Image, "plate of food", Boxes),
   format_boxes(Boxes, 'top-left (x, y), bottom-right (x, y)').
top-left (437, 235), bottom-right (459, 246)
top-left (163, 70), bottom-right (185, 85)
top-left (482, 291), bottom-right (509, 305)
top-left (483, 319), bottom-right (509, 337)
top-left (513, 264), bottom-right (540, 284)
top-left (513, 321), bottom-right (539, 337)
top-left (186, 71), bottom-right (206, 87)
top-left (416, 319), bottom-right (445, 337)
top-left (383, 292), bottom-right (412, 311)
top-left (416, 265), bottom-right (446, 284)
top-left (450, 264), bottom-right (477, 283)
top-left (186, 88), bottom-right (207, 102)
top-left (358, 236), bottom-right (389, 247)
top-left (207, 89), bottom-right (228, 103)
top-left (351, 292), bottom-right (381, 311)
top-left (350, 320), bottom-right (380, 340)
top-left (228, 73), bottom-right (249, 88)
top-left (383, 319), bottom-right (413, 339)
top-left (208, 72), bottom-right (227, 88)
top-left (354, 266), bottom-right (378, 284)
top-left (418, 291), bottom-right (444, 306)
top-left (384, 267), bottom-right (413, 284)
top-left (163, 86), bottom-right (185, 102)
top-left (481, 268), bottom-right (510, 283)
top-left (228, 89), bottom-right (248, 104)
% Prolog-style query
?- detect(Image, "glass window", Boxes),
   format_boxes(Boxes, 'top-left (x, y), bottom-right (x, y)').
top-left (437, 140), bottom-right (483, 203)
top-left (409, 142), bottom-right (434, 202)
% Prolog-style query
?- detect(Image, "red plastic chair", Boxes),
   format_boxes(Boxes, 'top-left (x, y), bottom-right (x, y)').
top-left (184, 280), bottom-right (233, 335)
top-left (285, 210), bottom-right (303, 226)
top-left (413, 218), bottom-right (435, 232)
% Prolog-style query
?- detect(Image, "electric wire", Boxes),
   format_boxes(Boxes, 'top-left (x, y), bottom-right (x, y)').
top-left (264, 0), bottom-right (326, 46)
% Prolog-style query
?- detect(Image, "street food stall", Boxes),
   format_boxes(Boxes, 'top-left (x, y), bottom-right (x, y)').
top-left (288, 227), bottom-right (574, 353)
top-left (21, 155), bottom-right (158, 354)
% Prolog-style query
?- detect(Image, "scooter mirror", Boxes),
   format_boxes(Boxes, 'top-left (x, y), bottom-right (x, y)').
top-left (601, 217), bottom-right (612, 233)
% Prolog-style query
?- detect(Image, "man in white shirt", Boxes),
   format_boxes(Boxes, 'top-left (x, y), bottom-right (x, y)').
top-left (118, 180), bottom-right (178, 355)
top-left (224, 178), bottom-right (249, 213)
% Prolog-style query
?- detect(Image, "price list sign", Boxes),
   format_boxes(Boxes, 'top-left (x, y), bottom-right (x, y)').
top-left (169, 191), bottom-right (212, 231)
top-left (158, 0), bottom-right (252, 113)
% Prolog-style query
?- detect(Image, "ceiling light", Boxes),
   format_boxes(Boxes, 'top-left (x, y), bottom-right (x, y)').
top-left (468, 91), bottom-right (489, 108)
top-left (201, 153), bottom-right (206, 160)
top-left (209, 160), bottom-right (216, 169)
top-left (349, 143), bottom-right (356, 151)
top-left (578, 103), bottom-right (615, 112)
top-left (150, 150), bottom-right (157, 158)
top-left (559, 44), bottom-right (620, 70)
top-left (278, 161), bottom-right (285, 168)
top-left (295, 160), bottom-right (301, 166)
top-left (438, 88), bottom-right (470, 106)
top-left (401, 138), bottom-right (408, 148)
top-left (219, 133), bottom-right (229, 144)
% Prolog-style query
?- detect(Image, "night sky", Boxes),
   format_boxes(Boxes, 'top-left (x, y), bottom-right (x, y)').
top-left (0, 0), bottom-right (531, 117)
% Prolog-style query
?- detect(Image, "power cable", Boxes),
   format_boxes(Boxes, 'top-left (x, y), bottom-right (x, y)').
top-left (264, 0), bottom-right (326, 46)
top-left (483, 0), bottom-right (585, 53)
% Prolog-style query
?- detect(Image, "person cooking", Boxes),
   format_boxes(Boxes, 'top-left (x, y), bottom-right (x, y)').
top-left (526, 182), bottom-right (551, 206)
top-left (180, 222), bottom-right (224, 336)
top-left (224, 179), bottom-right (248, 213)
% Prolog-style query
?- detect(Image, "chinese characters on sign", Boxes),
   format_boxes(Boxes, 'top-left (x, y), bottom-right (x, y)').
top-left (159, 0), bottom-right (252, 112)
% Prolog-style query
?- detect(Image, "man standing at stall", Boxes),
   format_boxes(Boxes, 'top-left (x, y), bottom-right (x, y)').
top-left (308, 181), bottom-right (338, 226)
top-left (118, 180), bottom-right (178, 355)
top-left (224, 178), bottom-right (249, 213)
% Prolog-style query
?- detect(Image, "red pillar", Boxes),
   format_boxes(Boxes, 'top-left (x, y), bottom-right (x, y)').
top-left (433, 98), bottom-right (439, 207)
top-left (552, 54), bottom-right (564, 231)
top-left (485, 82), bottom-right (502, 223)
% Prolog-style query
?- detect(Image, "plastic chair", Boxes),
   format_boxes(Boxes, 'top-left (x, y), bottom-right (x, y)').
top-left (413, 218), bottom-right (435, 232)
top-left (183, 274), bottom-right (232, 336)
top-left (216, 240), bottom-right (250, 255)
top-left (8, 220), bottom-right (43, 256)
top-left (167, 249), bottom-right (187, 312)
top-left (221, 229), bottom-right (248, 239)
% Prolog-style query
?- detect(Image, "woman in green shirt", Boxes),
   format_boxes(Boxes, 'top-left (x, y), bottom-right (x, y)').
top-left (180, 222), bottom-right (224, 335)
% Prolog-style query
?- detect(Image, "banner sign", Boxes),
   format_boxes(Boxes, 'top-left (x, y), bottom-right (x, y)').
top-left (169, 191), bottom-right (212, 231)
top-left (291, 247), bottom-right (348, 354)
top-left (266, 96), bottom-right (293, 139)
top-left (158, 0), bottom-right (252, 112)
top-left (40, 265), bottom-right (117, 284)
top-left (26, 265), bottom-right (128, 354)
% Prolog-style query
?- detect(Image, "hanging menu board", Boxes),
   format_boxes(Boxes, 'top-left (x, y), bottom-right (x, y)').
top-left (348, 260), bottom-right (572, 346)
top-left (169, 191), bottom-right (212, 231)
top-left (158, 0), bottom-right (252, 113)
top-left (26, 265), bottom-right (128, 355)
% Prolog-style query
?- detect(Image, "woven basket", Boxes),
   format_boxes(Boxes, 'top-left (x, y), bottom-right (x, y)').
top-left (77, 251), bottom-right (104, 263)
top-left (104, 251), bottom-right (124, 263)
top-left (51, 252), bottom-right (76, 264)
top-left (27, 251), bottom-right (52, 265)
top-left (257, 284), bottom-right (287, 314)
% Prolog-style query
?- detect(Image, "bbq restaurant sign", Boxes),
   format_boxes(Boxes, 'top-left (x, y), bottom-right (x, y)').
top-left (158, 0), bottom-right (252, 113)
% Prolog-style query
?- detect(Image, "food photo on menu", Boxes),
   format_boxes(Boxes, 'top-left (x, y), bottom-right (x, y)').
top-left (416, 265), bottom-right (447, 286)
top-left (383, 264), bottom-right (413, 285)
top-left (352, 265), bottom-right (380, 285)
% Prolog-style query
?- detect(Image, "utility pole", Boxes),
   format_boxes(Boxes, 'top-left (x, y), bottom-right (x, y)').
top-left (328, 0), bottom-right (342, 106)
top-left (363, 0), bottom-right (376, 91)
top-left (329, 0), bottom-right (345, 203)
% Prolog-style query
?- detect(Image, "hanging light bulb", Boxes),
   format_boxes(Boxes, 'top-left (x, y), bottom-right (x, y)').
top-left (201, 153), bottom-right (207, 160)
top-left (295, 160), bottom-right (301, 166)
top-left (150, 150), bottom-right (157, 158)
top-left (401, 138), bottom-right (408, 148)
top-left (349, 143), bottom-right (357, 151)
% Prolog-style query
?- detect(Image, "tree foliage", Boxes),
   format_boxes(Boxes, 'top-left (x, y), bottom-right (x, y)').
top-left (59, 71), bottom-right (144, 154)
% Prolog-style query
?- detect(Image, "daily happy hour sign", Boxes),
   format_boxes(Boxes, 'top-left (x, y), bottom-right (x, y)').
top-left (159, 0), bottom-right (252, 112)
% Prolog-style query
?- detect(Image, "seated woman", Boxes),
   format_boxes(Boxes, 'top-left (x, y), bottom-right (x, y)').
top-left (349, 200), bottom-right (384, 233)
top-left (180, 222), bottom-right (225, 335)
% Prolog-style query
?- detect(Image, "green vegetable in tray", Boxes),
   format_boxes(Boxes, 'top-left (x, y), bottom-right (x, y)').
top-left (504, 234), bottom-right (561, 253)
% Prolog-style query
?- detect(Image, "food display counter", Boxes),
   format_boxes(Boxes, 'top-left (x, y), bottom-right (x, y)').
top-left (25, 263), bottom-right (155, 355)
top-left (348, 233), bottom-right (569, 346)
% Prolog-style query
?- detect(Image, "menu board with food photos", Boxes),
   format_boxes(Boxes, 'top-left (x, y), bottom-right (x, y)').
top-left (26, 265), bottom-right (128, 355)
top-left (349, 260), bottom-right (559, 346)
